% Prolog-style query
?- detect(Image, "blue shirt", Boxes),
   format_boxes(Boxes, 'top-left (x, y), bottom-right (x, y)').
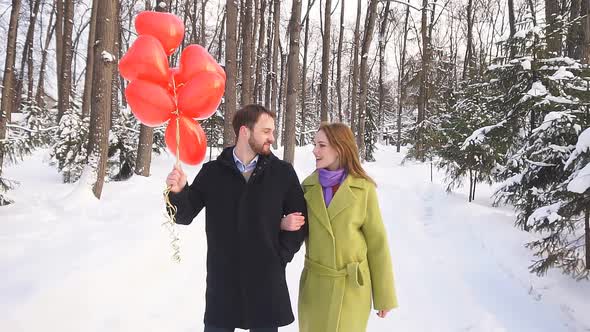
top-left (233, 148), bottom-right (259, 173)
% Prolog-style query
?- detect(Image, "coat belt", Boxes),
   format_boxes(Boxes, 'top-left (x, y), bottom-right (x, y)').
top-left (304, 257), bottom-right (367, 288)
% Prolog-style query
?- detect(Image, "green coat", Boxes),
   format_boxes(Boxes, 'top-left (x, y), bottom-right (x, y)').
top-left (298, 172), bottom-right (398, 332)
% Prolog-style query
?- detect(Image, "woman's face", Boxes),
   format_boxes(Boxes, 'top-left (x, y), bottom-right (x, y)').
top-left (313, 130), bottom-right (340, 170)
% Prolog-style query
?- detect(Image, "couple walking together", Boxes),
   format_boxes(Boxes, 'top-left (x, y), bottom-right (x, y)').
top-left (166, 104), bottom-right (397, 332)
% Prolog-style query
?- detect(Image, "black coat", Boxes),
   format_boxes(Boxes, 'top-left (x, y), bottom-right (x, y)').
top-left (169, 147), bottom-right (308, 329)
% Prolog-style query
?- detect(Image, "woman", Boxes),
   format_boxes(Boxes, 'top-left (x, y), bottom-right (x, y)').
top-left (281, 122), bottom-right (398, 332)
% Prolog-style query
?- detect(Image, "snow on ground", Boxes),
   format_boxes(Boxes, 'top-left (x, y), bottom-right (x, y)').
top-left (1, 145), bottom-right (590, 332)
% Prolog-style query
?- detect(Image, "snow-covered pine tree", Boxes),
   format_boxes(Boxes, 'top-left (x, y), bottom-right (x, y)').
top-left (201, 110), bottom-right (224, 160)
top-left (524, 124), bottom-right (590, 280)
top-left (21, 96), bottom-right (56, 148)
top-left (0, 97), bottom-right (52, 205)
top-left (108, 110), bottom-right (139, 181)
top-left (495, 59), bottom-right (590, 230)
top-left (50, 100), bottom-right (89, 183)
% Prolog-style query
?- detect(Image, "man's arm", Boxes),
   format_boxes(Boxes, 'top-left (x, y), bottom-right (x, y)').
top-left (167, 164), bottom-right (209, 225)
top-left (278, 164), bottom-right (308, 266)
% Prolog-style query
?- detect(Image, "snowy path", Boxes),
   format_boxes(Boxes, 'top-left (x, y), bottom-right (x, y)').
top-left (1, 146), bottom-right (590, 331)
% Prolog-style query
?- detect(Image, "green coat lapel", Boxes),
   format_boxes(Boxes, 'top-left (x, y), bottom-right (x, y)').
top-left (303, 173), bottom-right (333, 237)
top-left (327, 176), bottom-right (357, 220)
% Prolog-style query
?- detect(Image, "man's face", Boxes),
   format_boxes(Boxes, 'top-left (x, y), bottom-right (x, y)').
top-left (246, 113), bottom-right (275, 155)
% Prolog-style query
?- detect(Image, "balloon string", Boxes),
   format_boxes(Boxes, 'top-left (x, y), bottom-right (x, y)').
top-left (171, 76), bottom-right (180, 166)
top-left (162, 75), bottom-right (182, 263)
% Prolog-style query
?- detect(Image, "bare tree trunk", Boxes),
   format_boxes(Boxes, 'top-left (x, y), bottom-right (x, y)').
top-left (82, 0), bottom-right (99, 118)
top-left (416, 0), bottom-right (430, 161)
top-left (469, 169), bottom-right (473, 203)
top-left (201, 0), bottom-right (208, 47)
top-left (463, 0), bottom-right (474, 80)
top-left (241, 0), bottom-right (254, 105)
top-left (135, 0), bottom-right (171, 175)
top-left (0, 0), bottom-right (22, 178)
top-left (397, 1), bottom-right (410, 153)
top-left (378, 1), bottom-right (391, 144)
top-left (545, 0), bottom-right (561, 56)
top-left (583, 0), bottom-right (590, 63)
top-left (320, 0), bottom-right (332, 122)
top-left (284, 0), bottom-right (301, 164)
top-left (264, 0), bottom-right (274, 108)
top-left (508, 0), bottom-right (517, 58)
top-left (224, 0), bottom-right (239, 146)
top-left (585, 208), bottom-right (590, 270)
top-left (336, 0), bottom-right (344, 125)
top-left (300, 0), bottom-right (312, 144)
top-left (270, 0), bottom-right (280, 114)
top-left (36, 3), bottom-right (57, 107)
top-left (254, 0), bottom-right (266, 103)
top-left (88, 0), bottom-right (117, 199)
top-left (251, 0), bottom-right (259, 80)
top-left (357, 0), bottom-right (378, 159)
top-left (57, 0), bottom-right (75, 122)
top-left (55, 0), bottom-right (64, 92)
top-left (350, 0), bottom-right (361, 133)
top-left (111, 1), bottom-right (121, 123)
top-left (567, 0), bottom-right (581, 59)
top-left (16, 0), bottom-right (42, 104)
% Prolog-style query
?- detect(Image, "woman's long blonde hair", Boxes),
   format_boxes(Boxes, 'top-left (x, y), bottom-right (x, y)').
top-left (318, 122), bottom-right (375, 186)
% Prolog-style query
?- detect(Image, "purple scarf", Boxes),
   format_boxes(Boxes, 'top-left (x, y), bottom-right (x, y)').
top-left (318, 168), bottom-right (347, 207)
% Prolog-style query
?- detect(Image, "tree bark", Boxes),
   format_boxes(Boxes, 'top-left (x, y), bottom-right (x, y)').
top-left (336, 0), bottom-right (345, 125)
top-left (254, 0), bottom-right (266, 103)
top-left (82, 0), bottom-right (99, 118)
top-left (264, 0), bottom-right (274, 108)
top-left (300, 0), bottom-right (312, 144)
top-left (357, 0), bottom-right (379, 159)
top-left (378, 1), bottom-right (391, 144)
top-left (224, 0), bottom-right (239, 146)
top-left (508, 0), bottom-right (517, 58)
top-left (463, 0), bottom-right (474, 80)
top-left (88, 0), bottom-right (117, 199)
top-left (201, 0), bottom-right (208, 46)
top-left (241, 0), bottom-right (254, 105)
top-left (15, 0), bottom-right (42, 104)
top-left (57, 0), bottom-right (75, 122)
top-left (583, 0), bottom-right (590, 63)
top-left (284, 0), bottom-right (301, 164)
top-left (545, 0), bottom-right (561, 56)
top-left (567, 0), bottom-right (581, 59)
top-left (585, 208), bottom-right (590, 270)
top-left (270, 0), bottom-right (280, 114)
top-left (350, 0), bottom-right (361, 133)
top-left (0, 0), bottom-right (22, 179)
top-left (36, 3), bottom-right (57, 107)
top-left (320, 0), bottom-right (332, 122)
top-left (416, 0), bottom-right (430, 161)
top-left (55, 0), bottom-right (64, 93)
top-left (397, 2), bottom-right (410, 153)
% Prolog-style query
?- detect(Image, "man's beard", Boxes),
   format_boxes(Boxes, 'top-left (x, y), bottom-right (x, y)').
top-left (249, 136), bottom-right (272, 155)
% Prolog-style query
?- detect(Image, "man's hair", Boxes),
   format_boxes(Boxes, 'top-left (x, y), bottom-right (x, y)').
top-left (232, 104), bottom-right (276, 137)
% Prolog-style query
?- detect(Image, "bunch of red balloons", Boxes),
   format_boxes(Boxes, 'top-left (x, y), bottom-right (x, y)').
top-left (119, 11), bottom-right (226, 165)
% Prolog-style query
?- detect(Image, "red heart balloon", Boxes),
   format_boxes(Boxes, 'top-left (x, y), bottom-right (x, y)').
top-left (135, 11), bottom-right (185, 56)
top-left (176, 44), bottom-right (226, 85)
top-left (167, 67), bottom-right (184, 96)
top-left (125, 80), bottom-right (175, 127)
top-left (119, 35), bottom-right (169, 86)
top-left (165, 116), bottom-right (207, 165)
top-left (177, 71), bottom-right (225, 120)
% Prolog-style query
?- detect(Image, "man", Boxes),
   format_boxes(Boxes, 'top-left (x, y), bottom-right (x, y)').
top-left (166, 104), bottom-right (307, 332)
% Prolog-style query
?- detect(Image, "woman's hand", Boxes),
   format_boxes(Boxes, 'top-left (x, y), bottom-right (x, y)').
top-left (280, 212), bottom-right (305, 231)
top-left (376, 309), bottom-right (391, 318)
